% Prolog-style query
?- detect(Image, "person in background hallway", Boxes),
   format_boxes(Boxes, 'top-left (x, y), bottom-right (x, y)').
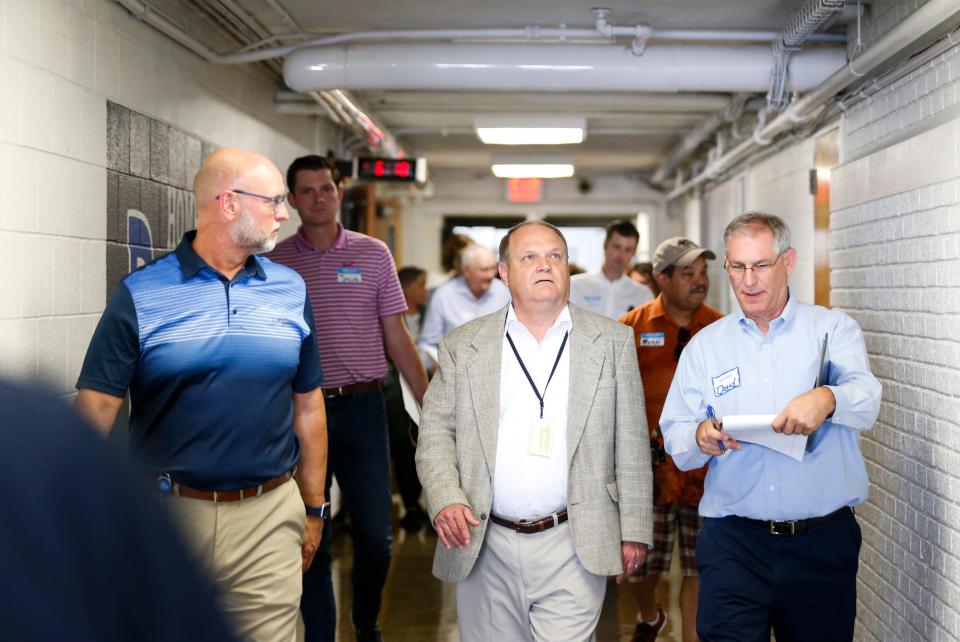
top-left (1, 379), bottom-right (239, 642)
top-left (619, 238), bottom-right (722, 642)
top-left (661, 212), bottom-right (882, 641)
top-left (418, 244), bottom-right (512, 355)
top-left (429, 232), bottom-right (474, 288)
top-left (398, 266), bottom-right (429, 348)
top-left (268, 155), bottom-right (429, 642)
top-left (74, 148), bottom-right (328, 642)
top-left (383, 266), bottom-right (430, 532)
top-left (569, 219), bottom-right (653, 319)
top-left (417, 220), bottom-right (653, 642)
top-left (629, 261), bottom-right (660, 298)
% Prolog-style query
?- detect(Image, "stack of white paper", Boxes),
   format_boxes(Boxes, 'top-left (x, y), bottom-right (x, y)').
top-left (721, 414), bottom-right (807, 462)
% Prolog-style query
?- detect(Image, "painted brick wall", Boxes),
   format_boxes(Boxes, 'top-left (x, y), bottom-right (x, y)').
top-left (105, 101), bottom-right (208, 295)
top-left (844, 40), bottom-right (960, 161)
top-left (0, 0), bottom-right (325, 396)
top-left (833, 39), bottom-right (960, 642)
top-left (846, 0), bottom-right (933, 55)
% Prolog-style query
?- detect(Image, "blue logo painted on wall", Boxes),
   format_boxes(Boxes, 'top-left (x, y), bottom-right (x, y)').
top-left (127, 210), bottom-right (153, 271)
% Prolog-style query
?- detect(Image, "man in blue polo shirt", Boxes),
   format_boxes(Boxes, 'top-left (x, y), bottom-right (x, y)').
top-left (74, 148), bottom-right (328, 642)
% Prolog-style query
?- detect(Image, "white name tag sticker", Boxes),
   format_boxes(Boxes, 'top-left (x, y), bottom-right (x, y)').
top-left (712, 367), bottom-right (741, 397)
top-left (529, 420), bottom-right (552, 457)
top-left (337, 267), bottom-right (362, 283)
top-left (640, 332), bottom-right (665, 347)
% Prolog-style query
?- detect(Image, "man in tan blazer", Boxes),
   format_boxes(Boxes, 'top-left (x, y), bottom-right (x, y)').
top-left (416, 221), bottom-right (653, 641)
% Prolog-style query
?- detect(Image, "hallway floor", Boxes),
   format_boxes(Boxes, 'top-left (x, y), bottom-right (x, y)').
top-left (324, 522), bottom-right (686, 641)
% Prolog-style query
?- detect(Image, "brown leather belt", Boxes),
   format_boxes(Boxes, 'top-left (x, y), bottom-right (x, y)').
top-left (490, 508), bottom-right (568, 534)
top-left (738, 506), bottom-right (853, 535)
top-left (322, 380), bottom-right (381, 399)
top-left (173, 469), bottom-right (294, 503)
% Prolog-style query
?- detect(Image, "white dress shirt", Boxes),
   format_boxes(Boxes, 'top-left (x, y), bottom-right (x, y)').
top-left (492, 304), bottom-right (572, 519)
top-left (569, 272), bottom-right (653, 319)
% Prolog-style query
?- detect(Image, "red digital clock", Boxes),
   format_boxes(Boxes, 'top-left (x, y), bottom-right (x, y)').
top-left (356, 157), bottom-right (423, 182)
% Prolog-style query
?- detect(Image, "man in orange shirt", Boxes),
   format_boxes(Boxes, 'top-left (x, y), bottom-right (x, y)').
top-left (620, 237), bottom-right (722, 642)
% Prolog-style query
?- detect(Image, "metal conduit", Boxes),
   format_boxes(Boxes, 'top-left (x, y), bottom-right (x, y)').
top-left (667, 0), bottom-right (960, 201)
top-left (768, 0), bottom-right (844, 111)
top-left (113, 0), bottom-right (407, 156)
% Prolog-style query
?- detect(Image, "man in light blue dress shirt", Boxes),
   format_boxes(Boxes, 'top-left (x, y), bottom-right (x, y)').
top-left (661, 212), bottom-right (881, 642)
top-left (419, 244), bottom-right (512, 355)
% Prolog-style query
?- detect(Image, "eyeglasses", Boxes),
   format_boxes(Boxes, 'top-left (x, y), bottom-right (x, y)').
top-left (216, 188), bottom-right (287, 213)
top-left (724, 252), bottom-right (783, 277)
top-left (674, 327), bottom-right (691, 362)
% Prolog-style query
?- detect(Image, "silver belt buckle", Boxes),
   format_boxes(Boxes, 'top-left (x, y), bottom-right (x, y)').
top-left (769, 520), bottom-right (796, 535)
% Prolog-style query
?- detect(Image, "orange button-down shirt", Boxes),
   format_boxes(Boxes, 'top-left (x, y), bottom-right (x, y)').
top-left (620, 296), bottom-right (723, 506)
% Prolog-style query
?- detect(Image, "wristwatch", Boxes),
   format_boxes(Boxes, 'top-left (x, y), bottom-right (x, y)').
top-left (305, 502), bottom-right (331, 519)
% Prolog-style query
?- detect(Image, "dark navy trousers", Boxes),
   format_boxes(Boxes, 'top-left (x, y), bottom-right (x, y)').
top-left (301, 389), bottom-right (393, 642)
top-left (696, 509), bottom-right (861, 642)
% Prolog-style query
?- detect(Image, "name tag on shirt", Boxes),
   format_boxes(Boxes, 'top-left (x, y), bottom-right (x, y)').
top-left (529, 420), bottom-right (553, 457)
top-left (640, 332), bottom-right (665, 347)
top-left (337, 267), bottom-right (362, 284)
top-left (712, 367), bottom-right (741, 397)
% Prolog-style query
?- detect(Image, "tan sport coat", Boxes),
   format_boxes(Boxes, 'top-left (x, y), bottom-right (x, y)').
top-left (416, 303), bottom-right (653, 583)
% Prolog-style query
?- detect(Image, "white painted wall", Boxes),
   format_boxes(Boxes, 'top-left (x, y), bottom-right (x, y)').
top-left (0, 0), bottom-right (333, 394)
top-left (699, 135), bottom-right (819, 314)
top-left (831, 41), bottom-right (960, 642)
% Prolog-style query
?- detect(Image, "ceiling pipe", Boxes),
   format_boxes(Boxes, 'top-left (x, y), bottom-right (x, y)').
top-left (650, 94), bottom-right (758, 186)
top-left (112, 0), bottom-right (408, 156)
top-left (284, 43), bottom-right (846, 93)
top-left (215, 24), bottom-right (845, 66)
top-left (667, 0), bottom-right (960, 201)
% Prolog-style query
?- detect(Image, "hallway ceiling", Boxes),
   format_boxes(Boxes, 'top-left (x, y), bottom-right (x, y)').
top-left (177, 0), bottom-right (849, 180)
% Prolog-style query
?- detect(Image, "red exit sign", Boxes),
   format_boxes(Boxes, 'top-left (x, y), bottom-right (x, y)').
top-left (507, 178), bottom-right (543, 202)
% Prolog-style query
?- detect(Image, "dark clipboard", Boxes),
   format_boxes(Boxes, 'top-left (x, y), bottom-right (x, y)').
top-left (807, 332), bottom-right (830, 452)
top-left (814, 332), bottom-right (829, 388)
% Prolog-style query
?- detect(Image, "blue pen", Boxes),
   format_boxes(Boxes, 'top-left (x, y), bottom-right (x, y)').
top-left (706, 405), bottom-right (725, 454)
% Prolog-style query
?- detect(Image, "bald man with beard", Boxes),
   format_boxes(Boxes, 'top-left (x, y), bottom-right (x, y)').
top-left (75, 148), bottom-right (328, 642)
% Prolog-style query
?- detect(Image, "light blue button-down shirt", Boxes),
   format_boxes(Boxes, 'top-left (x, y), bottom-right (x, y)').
top-left (419, 276), bottom-right (512, 351)
top-left (660, 294), bottom-right (881, 521)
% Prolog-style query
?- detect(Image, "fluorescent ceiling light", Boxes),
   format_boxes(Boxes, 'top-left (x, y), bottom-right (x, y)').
top-left (491, 155), bottom-right (575, 178)
top-left (475, 116), bottom-right (586, 145)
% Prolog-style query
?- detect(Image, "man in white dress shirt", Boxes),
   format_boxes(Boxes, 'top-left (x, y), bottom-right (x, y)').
top-left (570, 220), bottom-right (653, 319)
top-left (417, 220), bottom-right (653, 642)
top-left (418, 244), bottom-right (512, 354)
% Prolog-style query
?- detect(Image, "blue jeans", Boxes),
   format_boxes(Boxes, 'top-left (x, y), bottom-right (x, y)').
top-left (301, 389), bottom-right (393, 641)
top-left (696, 509), bottom-right (861, 642)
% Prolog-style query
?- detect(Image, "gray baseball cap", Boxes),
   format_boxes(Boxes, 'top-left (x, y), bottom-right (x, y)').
top-left (653, 237), bottom-right (717, 274)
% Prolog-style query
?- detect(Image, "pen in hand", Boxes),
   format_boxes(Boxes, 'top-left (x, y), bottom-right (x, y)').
top-left (706, 405), bottom-right (725, 455)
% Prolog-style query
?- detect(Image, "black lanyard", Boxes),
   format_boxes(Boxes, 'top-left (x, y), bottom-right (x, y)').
top-left (505, 330), bottom-right (569, 419)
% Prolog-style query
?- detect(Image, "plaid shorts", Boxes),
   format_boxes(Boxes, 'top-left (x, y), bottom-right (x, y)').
top-left (637, 502), bottom-right (703, 578)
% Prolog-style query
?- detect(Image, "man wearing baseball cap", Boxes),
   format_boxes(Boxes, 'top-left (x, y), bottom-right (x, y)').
top-left (619, 237), bottom-right (721, 642)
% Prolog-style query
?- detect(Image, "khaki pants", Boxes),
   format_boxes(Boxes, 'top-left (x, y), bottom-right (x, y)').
top-left (166, 478), bottom-right (305, 642)
top-left (457, 521), bottom-right (606, 642)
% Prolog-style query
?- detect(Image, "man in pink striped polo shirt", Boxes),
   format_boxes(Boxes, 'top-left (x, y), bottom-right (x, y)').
top-left (268, 155), bottom-right (428, 642)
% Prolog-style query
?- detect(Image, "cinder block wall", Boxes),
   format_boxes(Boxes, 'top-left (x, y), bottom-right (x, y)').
top-left (833, 40), bottom-right (960, 642)
top-left (0, 0), bottom-right (329, 395)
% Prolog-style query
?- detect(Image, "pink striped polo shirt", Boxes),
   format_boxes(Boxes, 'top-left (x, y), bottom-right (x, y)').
top-left (267, 224), bottom-right (407, 387)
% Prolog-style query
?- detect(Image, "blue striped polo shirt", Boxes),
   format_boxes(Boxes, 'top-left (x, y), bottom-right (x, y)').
top-left (77, 232), bottom-right (323, 489)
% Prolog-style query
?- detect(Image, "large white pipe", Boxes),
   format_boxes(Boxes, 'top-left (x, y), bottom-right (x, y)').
top-left (284, 43), bottom-right (846, 93)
